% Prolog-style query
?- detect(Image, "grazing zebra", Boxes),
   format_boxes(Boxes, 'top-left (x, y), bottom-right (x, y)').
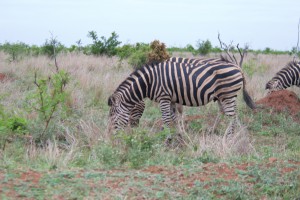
top-left (266, 61), bottom-right (300, 92)
top-left (124, 57), bottom-right (222, 127)
top-left (108, 57), bottom-right (256, 134)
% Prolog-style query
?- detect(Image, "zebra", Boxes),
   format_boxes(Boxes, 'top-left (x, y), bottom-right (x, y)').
top-left (108, 57), bottom-right (256, 135)
top-left (266, 61), bottom-right (300, 92)
top-left (123, 57), bottom-right (224, 127)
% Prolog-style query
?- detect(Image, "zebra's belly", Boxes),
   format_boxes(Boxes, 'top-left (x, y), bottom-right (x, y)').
top-left (170, 89), bottom-right (216, 107)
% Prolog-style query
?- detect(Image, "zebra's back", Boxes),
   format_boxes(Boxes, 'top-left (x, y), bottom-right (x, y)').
top-left (151, 60), bottom-right (243, 106)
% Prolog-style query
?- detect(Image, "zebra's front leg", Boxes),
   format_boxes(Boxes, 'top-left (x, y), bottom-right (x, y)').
top-left (129, 100), bottom-right (145, 127)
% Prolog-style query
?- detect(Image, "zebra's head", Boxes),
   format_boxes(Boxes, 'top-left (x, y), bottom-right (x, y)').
top-left (107, 93), bottom-right (130, 131)
top-left (265, 78), bottom-right (283, 93)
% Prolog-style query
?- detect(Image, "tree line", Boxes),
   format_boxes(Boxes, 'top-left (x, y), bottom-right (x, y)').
top-left (0, 31), bottom-right (296, 63)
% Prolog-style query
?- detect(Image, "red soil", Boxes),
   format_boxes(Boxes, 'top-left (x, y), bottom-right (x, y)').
top-left (1, 159), bottom-right (299, 199)
top-left (256, 90), bottom-right (300, 116)
top-left (0, 73), bottom-right (6, 82)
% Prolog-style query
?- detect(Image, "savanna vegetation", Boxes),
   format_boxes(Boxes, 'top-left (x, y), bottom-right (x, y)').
top-left (0, 32), bottom-right (299, 199)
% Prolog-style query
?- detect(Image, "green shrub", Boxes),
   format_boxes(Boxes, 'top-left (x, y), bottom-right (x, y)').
top-left (40, 38), bottom-right (66, 58)
top-left (115, 129), bottom-right (157, 168)
top-left (185, 44), bottom-right (195, 52)
top-left (116, 44), bottom-right (136, 60)
top-left (0, 42), bottom-right (30, 61)
top-left (127, 40), bottom-right (170, 70)
top-left (87, 31), bottom-right (121, 57)
top-left (0, 104), bottom-right (27, 150)
top-left (127, 43), bottom-right (150, 69)
top-left (195, 39), bottom-right (212, 55)
top-left (25, 70), bottom-right (70, 143)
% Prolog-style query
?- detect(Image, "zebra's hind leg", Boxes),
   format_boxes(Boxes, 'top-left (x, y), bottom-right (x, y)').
top-left (225, 115), bottom-right (238, 136)
top-left (209, 101), bottom-right (223, 134)
top-left (170, 103), bottom-right (183, 123)
top-left (219, 97), bottom-right (238, 136)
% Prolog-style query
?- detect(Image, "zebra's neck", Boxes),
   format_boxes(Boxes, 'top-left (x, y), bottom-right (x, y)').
top-left (276, 66), bottom-right (299, 88)
top-left (116, 67), bottom-right (150, 105)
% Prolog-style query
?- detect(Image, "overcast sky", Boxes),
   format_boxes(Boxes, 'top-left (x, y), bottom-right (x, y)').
top-left (1, 0), bottom-right (299, 50)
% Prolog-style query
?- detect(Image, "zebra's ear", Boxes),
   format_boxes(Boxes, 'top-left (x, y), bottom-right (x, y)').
top-left (108, 95), bottom-right (114, 107)
top-left (108, 95), bottom-right (119, 106)
top-left (265, 81), bottom-right (271, 89)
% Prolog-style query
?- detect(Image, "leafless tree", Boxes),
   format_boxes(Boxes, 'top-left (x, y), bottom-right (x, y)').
top-left (293, 18), bottom-right (300, 61)
top-left (217, 33), bottom-right (249, 68)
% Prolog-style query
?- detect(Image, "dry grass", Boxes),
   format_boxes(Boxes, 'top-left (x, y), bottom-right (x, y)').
top-left (0, 52), bottom-right (298, 161)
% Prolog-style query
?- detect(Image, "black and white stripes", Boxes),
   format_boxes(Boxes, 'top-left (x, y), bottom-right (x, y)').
top-left (266, 61), bottom-right (300, 92)
top-left (108, 57), bottom-right (256, 133)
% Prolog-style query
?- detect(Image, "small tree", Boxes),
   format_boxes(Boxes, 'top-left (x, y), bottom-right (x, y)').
top-left (0, 104), bottom-right (27, 150)
top-left (196, 39), bottom-right (212, 55)
top-left (87, 31), bottom-right (121, 57)
top-left (26, 35), bottom-right (70, 144)
top-left (1, 42), bottom-right (29, 61)
top-left (127, 43), bottom-right (150, 69)
top-left (41, 38), bottom-right (65, 58)
top-left (185, 44), bottom-right (195, 52)
top-left (147, 40), bottom-right (170, 64)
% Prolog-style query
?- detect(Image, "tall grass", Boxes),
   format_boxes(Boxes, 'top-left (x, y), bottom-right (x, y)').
top-left (0, 52), bottom-right (299, 170)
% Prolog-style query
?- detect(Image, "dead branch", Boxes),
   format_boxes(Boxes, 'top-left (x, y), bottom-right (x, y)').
top-left (218, 33), bottom-right (248, 67)
top-left (294, 18), bottom-right (300, 61)
top-left (49, 32), bottom-right (59, 72)
top-left (218, 33), bottom-right (237, 64)
top-left (237, 43), bottom-right (249, 67)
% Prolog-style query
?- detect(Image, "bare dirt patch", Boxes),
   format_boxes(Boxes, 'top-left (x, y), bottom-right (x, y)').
top-left (0, 73), bottom-right (6, 82)
top-left (256, 90), bottom-right (300, 116)
top-left (0, 159), bottom-right (299, 199)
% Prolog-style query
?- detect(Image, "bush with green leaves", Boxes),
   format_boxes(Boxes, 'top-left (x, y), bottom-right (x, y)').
top-left (290, 46), bottom-right (300, 58)
top-left (195, 39), bottom-right (213, 55)
top-left (0, 104), bottom-right (27, 150)
top-left (87, 31), bottom-right (121, 57)
top-left (40, 39), bottom-right (66, 58)
top-left (127, 43), bottom-right (150, 69)
top-left (116, 129), bottom-right (156, 168)
top-left (0, 42), bottom-right (30, 61)
top-left (117, 44), bottom-right (136, 60)
top-left (127, 40), bottom-right (170, 70)
top-left (25, 70), bottom-right (69, 143)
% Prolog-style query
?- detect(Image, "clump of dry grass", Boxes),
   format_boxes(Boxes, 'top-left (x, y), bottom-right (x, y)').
top-left (175, 116), bottom-right (257, 159)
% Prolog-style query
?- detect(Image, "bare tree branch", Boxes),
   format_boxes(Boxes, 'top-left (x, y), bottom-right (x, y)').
top-left (218, 33), bottom-right (236, 63)
top-left (218, 33), bottom-right (248, 68)
top-left (49, 32), bottom-right (59, 72)
top-left (295, 17), bottom-right (300, 61)
top-left (237, 43), bottom-right (249, 67)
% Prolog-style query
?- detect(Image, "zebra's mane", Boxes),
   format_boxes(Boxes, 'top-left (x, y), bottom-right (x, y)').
top-left (113, 63), bottom-right (154, 94)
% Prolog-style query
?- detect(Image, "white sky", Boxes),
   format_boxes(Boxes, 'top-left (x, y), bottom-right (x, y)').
top-left (0, 0), bottom-right (299, 50)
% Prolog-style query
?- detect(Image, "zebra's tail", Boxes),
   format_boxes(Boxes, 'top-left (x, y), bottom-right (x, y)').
top-left (242, 79), bottom-right (256, 109)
